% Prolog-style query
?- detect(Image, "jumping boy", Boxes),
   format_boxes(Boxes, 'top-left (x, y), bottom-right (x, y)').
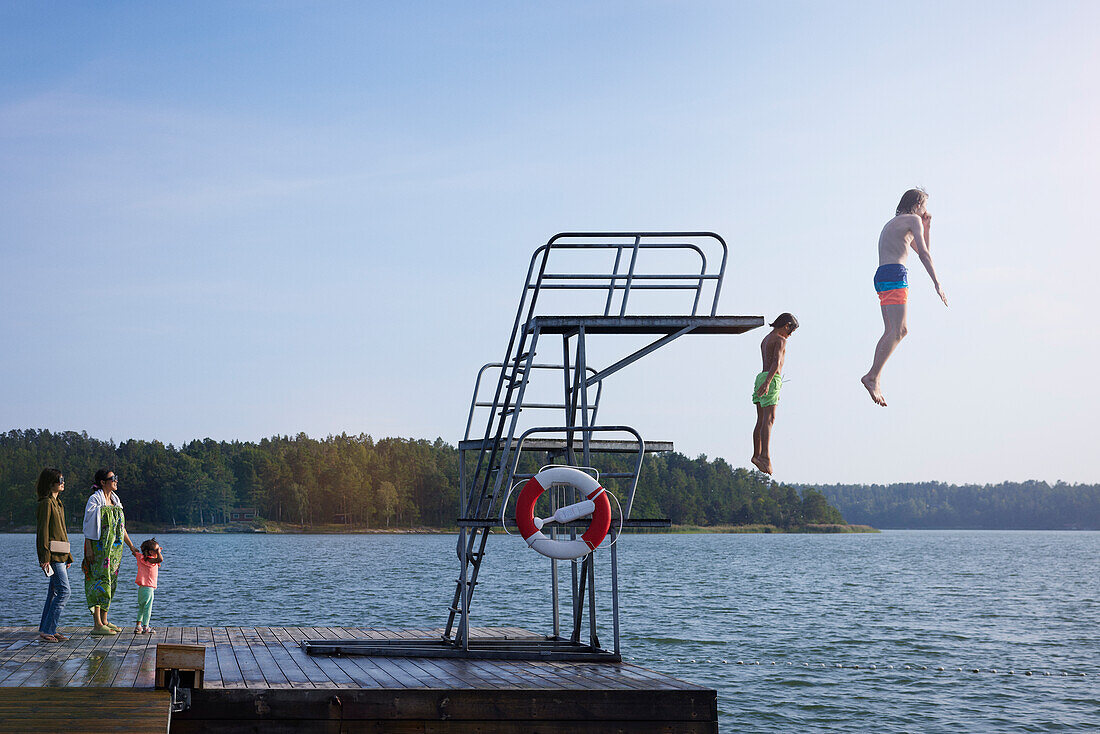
top-left (751, 313), bottom-right (798, 475)
top-left (861, 188), bottom-right (948, 407)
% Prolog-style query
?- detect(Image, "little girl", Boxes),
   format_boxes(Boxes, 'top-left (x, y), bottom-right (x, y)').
top-left (132, 538), bottom-right (163, 634)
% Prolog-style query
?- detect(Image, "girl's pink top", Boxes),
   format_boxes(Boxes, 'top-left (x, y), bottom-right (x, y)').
top-left (135, 553), bottom-right (160, 588)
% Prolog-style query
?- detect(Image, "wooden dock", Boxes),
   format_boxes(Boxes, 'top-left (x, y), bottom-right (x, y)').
top-left (0, 626), bottom-right (716, 732)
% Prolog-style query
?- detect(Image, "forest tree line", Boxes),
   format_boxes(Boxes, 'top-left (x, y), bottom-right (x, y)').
top-left (0, 429), bottom-right (843, 530)
top-left (815, 481), bottom-right (1100, 529)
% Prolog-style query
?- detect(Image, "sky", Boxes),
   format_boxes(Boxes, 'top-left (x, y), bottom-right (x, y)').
top-left (1, 1), bottom-right (1098, 486)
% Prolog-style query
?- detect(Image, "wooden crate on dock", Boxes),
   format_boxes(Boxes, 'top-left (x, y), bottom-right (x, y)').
top-left (154, 643), bottom-right (205, 690)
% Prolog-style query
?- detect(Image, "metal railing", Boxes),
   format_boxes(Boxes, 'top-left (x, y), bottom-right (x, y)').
top-left (527, 232), bottom-right (729, 317)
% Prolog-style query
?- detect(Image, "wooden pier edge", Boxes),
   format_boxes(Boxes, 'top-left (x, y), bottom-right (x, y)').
top-left (170, 687), bottom-right (717, 732)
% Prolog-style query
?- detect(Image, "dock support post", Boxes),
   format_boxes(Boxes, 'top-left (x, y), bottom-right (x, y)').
top-left (611, 529), bottom-right (620, 655)
top-left (457, 450), bottom-right (470, 649)
top-left (587, 550), bottom-right (599, 648)
top-left (550, 482), bottom-right (560, 638)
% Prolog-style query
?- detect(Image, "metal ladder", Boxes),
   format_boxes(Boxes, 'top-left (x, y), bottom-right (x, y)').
top-left (444, 286), bottom-right (556, 645)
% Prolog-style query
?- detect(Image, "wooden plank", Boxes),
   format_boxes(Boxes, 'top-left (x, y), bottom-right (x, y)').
top-left (608, 662), bottom-right (702, 690)
top-left (193, 628), bottom-right (222, 689)
top-left (41, 631), bottom-right (102, 688)
top-left (210, 628), bottom-right (244, 688)
top-left (331, 627), bottom-right (455, 688)
top-left (27, 640), bottom-right (86, 689)
top-left (430, 658), bottom-right (506, 690)
top-left (0, 637), bottom-right (32, 656)
top-left (0, 630), bottom-right (32, 647)
top-left (385, 656), bottom-right (451, 688)
top-left (237, 628), bottom-right (291, 689)
top-left (34, 631), bottom-right (123, 688)
top-left (132, 635), bottom-right (160, 689)
top-left (134, 627), bottom-right (170, 689)
top-left (546, 659), bottom-right (661, 690)
top-left (87, 633), bottom-right (131, 687)
top-left (0, 634), bottom-right (63, 686)
top-left (342, 655), bottom-right (410, 689)
top-left (0, 635), bottom-right (71, 688)
top-left (225, 628), bottom-right (262, 688)
top-left (457, 658), bottom-right (514, 689)
top-left (403, 656), bottom-right (483, 689)
top-left (271, 630), bottom-right (354, 688)
top-left (492, 660), bottom-right (571, 690)
top-left (108, 629), bottom-right (149, 687)
top-left (253, 628), bottom-right (314, 688)
top-left (296, 627), bottom-right (399, 688)
top-left (540, 660), bottom-right (645, 691)
top-left (0, 688), bottom-right (171, 733)
top-left (326, 656), bottom-right (391, 689)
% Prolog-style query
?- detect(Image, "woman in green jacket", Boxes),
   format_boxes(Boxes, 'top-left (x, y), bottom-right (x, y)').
top-left (36, 468), bottom-right (73, 643)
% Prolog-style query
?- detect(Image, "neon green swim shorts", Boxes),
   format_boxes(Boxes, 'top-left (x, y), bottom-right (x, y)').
top-left (752, 371), bottom-right (782, 407)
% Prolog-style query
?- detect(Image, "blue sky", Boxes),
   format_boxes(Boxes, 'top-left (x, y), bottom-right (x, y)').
top-left (2, 1), bottom-right (1097, 485)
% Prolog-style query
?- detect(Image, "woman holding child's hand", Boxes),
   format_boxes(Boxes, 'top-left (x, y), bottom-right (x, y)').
top-left (82, 469), bottom-right (138, 636)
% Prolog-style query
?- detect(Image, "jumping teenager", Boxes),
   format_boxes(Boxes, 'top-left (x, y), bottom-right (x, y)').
top-left (861, 188), bottom-right (948, 406)
top-left (752, 313), bottom-right (798, 476)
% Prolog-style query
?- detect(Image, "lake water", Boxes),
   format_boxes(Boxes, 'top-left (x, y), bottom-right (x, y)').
top-left (5, 530), bottom-right (1098, 731)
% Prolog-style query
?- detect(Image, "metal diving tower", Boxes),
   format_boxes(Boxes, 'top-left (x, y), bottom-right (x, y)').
top-left (303, 232), bottom-right (763, 661)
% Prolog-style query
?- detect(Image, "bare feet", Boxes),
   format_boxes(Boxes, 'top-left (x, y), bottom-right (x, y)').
top-left (751, 456), bottom-right (772, 475)
top-left (861, 374), bottom-right (887, 406)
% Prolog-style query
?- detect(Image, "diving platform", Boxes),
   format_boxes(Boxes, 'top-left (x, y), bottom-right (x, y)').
top-left (457, 437), bottom-right (675, 453)
top-left (530, 314), bottom-right (762, 334)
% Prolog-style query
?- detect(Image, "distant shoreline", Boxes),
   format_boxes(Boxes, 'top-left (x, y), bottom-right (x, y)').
top-left (3, 521), bottom-right (878, 535)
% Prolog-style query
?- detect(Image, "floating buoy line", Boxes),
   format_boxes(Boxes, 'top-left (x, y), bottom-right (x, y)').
top-left (627, 657), bottom-right (1089, 678)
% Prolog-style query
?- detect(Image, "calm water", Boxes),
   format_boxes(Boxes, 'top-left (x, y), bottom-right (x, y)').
top-left (5, 530), bottom-right (1098, 731)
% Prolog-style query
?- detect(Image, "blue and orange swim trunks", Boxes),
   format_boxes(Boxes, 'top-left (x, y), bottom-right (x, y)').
top-left (874, 264), bottom-right (908, 305)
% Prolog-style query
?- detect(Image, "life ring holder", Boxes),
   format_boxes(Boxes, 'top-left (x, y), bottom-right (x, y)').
top-left (502, 465), bottom-right (622, 560)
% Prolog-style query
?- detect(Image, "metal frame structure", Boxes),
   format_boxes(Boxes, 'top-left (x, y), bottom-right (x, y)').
top-left (303, 232), bottom-right (762, 662)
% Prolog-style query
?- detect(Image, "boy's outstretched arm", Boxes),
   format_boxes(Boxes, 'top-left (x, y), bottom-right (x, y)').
top-left (910, 217), bottom-right (948, 306)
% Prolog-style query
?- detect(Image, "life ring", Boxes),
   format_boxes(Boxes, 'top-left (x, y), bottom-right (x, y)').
top-left (515, 466), bottom-right (612, 560)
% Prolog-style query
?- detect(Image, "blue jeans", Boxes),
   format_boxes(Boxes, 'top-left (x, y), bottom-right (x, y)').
top-left (38, 561), bottom-right (71, 635)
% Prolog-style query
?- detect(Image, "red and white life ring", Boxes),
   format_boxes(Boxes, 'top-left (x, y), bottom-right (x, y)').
top-left (515, 466), bottom-right (612, 560)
